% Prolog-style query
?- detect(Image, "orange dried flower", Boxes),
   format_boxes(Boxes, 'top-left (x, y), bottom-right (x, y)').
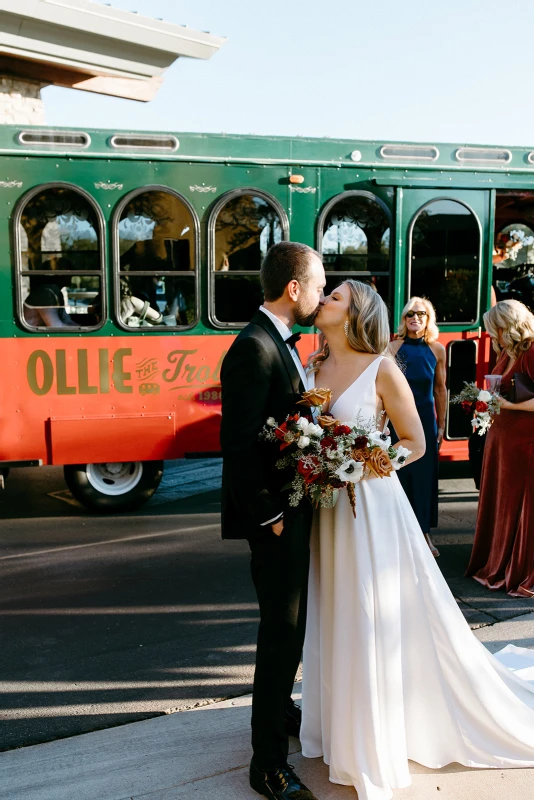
top-left (366, 448), bottom-right (393, 478)
top-left (317, 415), bottom-right (340, 430)
top-left (297, 388), bottom-right (332, 408)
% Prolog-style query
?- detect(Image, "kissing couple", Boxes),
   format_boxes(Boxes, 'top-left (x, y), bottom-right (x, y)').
top-left (220, 242), bottom-right (534, 800)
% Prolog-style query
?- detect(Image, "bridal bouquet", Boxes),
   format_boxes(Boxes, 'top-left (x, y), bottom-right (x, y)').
top-left (451, 383), bottom-right (501, 435)
top-left (259, 388), bottom-right (411, 517)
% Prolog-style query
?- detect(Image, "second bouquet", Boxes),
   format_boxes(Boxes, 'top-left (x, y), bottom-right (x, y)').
top-left (259, 389), bottom-right (411, 517)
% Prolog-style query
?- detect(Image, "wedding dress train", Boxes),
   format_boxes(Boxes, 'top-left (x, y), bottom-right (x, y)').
top-left (300, 356), bottom-right (534, 800)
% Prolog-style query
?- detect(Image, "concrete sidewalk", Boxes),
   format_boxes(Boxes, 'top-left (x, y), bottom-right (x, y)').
top-left (2, 613), bottom-right (534, 800)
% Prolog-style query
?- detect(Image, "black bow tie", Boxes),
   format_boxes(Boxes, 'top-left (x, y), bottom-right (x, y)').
top-left (285, 332), bottom-right (301, 350)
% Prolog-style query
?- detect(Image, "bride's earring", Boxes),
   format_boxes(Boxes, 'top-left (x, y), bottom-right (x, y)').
top-left (344, 320), bottom-right (349, 338)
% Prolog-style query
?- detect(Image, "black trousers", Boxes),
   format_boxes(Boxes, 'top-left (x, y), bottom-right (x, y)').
top-left (248, 502), bottom-right (312, 769)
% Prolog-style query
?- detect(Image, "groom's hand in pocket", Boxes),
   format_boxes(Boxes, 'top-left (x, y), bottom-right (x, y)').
top-left (271, 519), bottom-right (284, 537)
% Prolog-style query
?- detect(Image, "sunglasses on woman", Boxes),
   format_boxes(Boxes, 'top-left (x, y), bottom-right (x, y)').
top-left (406, 310), bottom-right (427, 319)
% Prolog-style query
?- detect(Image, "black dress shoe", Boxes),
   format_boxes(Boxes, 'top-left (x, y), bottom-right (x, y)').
top-left (250, 760), bottom-right (319, 799)
top-left (285, 699), bottom-right (302, 738)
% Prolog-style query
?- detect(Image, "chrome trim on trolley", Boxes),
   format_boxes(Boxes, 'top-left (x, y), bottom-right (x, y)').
top-left (17, 130), bottom-right (91, 149)
top-left (109, 134), bottom-right (179, 152)
top-left (455, 147), bottom-right (512, 164)
top-left (380, 144), bottom-right (439, 161)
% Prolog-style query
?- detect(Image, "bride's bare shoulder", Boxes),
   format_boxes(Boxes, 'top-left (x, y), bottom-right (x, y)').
top-left (377, 354), bottom-right (407, 386)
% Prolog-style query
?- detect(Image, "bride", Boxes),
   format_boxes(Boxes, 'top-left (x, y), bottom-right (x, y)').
top-left (300, 280), bottom-right (534, 800)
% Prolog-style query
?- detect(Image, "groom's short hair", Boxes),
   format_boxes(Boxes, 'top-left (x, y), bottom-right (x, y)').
top-left (260, 242), bottom-right (321, 302)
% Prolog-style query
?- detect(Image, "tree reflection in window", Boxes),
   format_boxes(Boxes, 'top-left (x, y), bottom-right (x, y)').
top-left (320, 193), bottom-right (391, 306)
top-left (212, 193), bottom-right (285, 325)
top-left (18, 186), bottom-right (103, 329)
top-left (322, 194), bottom-right (390, 273)
top-left (214, 194), bottom-right (283, 271)
top-left (117, 190), bottom-right (197, 328)
top-left (411, 200), bottom-right (480, 323)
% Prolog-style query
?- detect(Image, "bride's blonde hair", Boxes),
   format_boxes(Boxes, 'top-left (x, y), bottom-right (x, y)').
top-left (307, 280), bottom-right (391, 373)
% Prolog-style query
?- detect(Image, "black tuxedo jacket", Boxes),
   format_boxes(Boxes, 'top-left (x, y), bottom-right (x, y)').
top-left (220, 310), bottom-right (306, 540)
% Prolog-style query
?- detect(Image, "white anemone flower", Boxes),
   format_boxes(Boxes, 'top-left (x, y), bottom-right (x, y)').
top-left (391, 445), bottom-right (412, 470)
top-left (369, 430), bottom-right (392, 451)
top-left (334, 459), bottom-right (364, 483)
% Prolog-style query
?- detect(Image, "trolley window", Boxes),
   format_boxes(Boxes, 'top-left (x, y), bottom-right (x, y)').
top-left (409, 199), bottom-right (480, 324)
top-left (116, 189), bottom-right (198, 330)
top-left (318, 191), bottom-right (391, 304)
top-left (17, 185), bottom-right (104, 331)
top-left (210, 190), bottom-right (287, 326)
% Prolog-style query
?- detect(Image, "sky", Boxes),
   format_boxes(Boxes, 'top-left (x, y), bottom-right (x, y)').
top-left (43, 0), bottom-right (534, 146)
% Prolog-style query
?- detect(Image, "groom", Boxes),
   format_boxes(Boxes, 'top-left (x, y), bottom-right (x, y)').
top-left (221, 242), bottom-right (325, 800)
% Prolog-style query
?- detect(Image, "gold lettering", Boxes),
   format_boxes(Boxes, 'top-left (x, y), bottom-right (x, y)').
top-left (78, 350), bottom-right (98, 395)
top-left (112, 348), bottom-right (133, 394)
top-left (27, 350), bottom-right (53, 396)
top-left (162, 349), bottom-right (198, 383)
top-left (56, 350), bottom-right (76, 395)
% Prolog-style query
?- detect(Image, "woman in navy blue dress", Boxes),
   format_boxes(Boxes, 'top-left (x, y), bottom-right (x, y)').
top-left (390, 298), bottom-right (447, 556)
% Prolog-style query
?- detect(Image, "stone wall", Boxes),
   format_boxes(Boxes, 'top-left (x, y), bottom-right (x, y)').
top-left (0, 77), bottom-right (46, 125)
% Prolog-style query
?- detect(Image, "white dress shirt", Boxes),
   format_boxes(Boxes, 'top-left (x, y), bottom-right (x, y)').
top-left (259, 306), bottom-right (309, 390)
top-left (258, 306), bottom-right (308, 527)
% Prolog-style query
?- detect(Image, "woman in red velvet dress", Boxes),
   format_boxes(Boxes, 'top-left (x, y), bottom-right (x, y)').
top-left (466, 299), bottom-right (534, 597)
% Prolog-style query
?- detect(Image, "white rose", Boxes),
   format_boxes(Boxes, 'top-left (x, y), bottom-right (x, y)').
top-left (335, 459), bottom-right (364, 483)
top-left (308, 423), bottom-right (323, 438)
top-left (391, 445), bottom-right (412, 470)
top-left (296, 417), bottom-right (310, 432)
top-left (369, 430), bottom-right (391, 451)
top-left (297, 436), bottom-right (310, 449)
top-left (478, 390), bottom-right (492, 403)
top-left (266, 417), bottom-right (277, 427)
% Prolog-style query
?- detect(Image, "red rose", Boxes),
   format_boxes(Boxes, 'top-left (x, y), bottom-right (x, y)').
top-left (333, 425), bottom-right (351, 436)
top-left (475, 400), bottom-right (488, 412)
top-left (353, 435), bottom-right (369, 449)
top-left (297, 457), bottom-right (320, 483)
top-left (320, 436), bottom-right (337, 450)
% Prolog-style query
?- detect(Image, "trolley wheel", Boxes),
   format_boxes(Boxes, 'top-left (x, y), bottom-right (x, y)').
top-left (64, 461), bottom-right (163, 513)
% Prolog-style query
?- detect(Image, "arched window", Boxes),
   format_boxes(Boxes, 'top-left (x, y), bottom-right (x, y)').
top-left (210, 190), bottom-right (288, 326)
top-left (17, 185), bottom-right (104, 330)
top-left (116, 188), bottom-right (198, 329)
top-left (318, 191), bottom-right (391, 303)
top-left (410, 199), bottom-right (480, 323)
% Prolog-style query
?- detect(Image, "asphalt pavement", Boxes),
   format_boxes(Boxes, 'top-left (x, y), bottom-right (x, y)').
top-left (0, 462), bottom-right (533, 758)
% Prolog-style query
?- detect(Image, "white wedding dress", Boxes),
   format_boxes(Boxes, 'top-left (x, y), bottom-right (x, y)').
top-left (301, 356), bottom-right (534, 800)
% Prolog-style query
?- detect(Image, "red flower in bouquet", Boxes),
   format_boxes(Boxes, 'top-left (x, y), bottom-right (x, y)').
top-left (333, 424), bottom-right (351, 436)
top-left (320, 436), bottom-right (337, 451)
top-left (475, 400), bottom-right (488, 412)
top-left (297, 456), bottom-right (321, 483)
top-left (353, 435), bottom-right (369, 449)
top-left (274, 414), bottom-right (299, 449)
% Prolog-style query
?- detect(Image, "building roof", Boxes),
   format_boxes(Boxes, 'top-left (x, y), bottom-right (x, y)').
top-left (0, 0), bottom-right (226, 101)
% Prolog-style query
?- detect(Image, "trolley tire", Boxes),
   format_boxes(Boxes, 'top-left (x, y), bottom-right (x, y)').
top-left (64, 461), bottom-right (164, 513)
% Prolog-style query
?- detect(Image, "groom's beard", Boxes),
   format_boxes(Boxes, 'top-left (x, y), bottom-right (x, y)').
top-left (294, 302), bottom-right (321, 328)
